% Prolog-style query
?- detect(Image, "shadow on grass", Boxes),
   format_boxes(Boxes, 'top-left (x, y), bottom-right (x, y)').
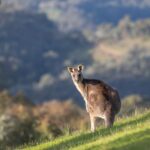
top-left (43, 112), bottom-right (150, 150)
top-left (86, 129), bottom-right (150, 150)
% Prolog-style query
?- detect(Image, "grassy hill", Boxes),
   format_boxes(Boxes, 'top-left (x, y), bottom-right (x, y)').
top-left (21, 110), bottom-right (150, 150)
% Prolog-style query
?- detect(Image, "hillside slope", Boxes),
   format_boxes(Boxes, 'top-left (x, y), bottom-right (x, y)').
top-left (22, 110), bottom-right (150, 150)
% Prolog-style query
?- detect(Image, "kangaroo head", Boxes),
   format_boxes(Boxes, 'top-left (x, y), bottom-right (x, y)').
top-left (68, 64), bottom-right (84, 83)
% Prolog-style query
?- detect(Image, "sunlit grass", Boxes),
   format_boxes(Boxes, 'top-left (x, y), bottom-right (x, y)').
top-left (21, 110), bottom-right (150, 150)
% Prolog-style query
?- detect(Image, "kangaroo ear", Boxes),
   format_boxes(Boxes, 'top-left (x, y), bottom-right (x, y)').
top-left (78, 64), bottom-right (84, 71)
top-left (67, 67), bottom-right (73, 73)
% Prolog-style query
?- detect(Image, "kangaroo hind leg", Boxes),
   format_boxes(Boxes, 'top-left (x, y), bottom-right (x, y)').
top-left (105, 112), bottom-right (115, 128)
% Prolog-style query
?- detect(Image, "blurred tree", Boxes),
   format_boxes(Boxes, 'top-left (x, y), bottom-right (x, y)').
top-left (121, 94), bottom-right (150, 115)
top-left (0, 113), bottom-right (40, 149)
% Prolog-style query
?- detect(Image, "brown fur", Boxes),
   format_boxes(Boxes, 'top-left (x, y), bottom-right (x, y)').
top-left (68, 65), bottom-right (121, 131)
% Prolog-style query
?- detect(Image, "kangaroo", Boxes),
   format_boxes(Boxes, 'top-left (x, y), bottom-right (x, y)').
top-left (68, 64), bottom-right (121, 132)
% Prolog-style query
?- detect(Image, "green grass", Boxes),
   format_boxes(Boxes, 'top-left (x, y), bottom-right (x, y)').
top-left (21, 110), bottom-right (150, 150)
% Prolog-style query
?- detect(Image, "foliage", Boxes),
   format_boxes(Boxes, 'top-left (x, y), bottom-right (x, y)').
top-left (0, 114), bottom-right (40, 149)
top-left (0, 91), bottom-right (88, 148)
top-left (121, 94), bottom-right (150, 115)
top-left (33, 100), bottom-right (88, 139)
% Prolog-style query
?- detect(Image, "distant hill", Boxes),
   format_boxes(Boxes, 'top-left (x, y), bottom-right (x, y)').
top-left (0, 11), bottom-right (92, 103)
top-left (0, 1), bottom-right (150, 104)
top-left (1, 0), bottom-right (150, 31)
